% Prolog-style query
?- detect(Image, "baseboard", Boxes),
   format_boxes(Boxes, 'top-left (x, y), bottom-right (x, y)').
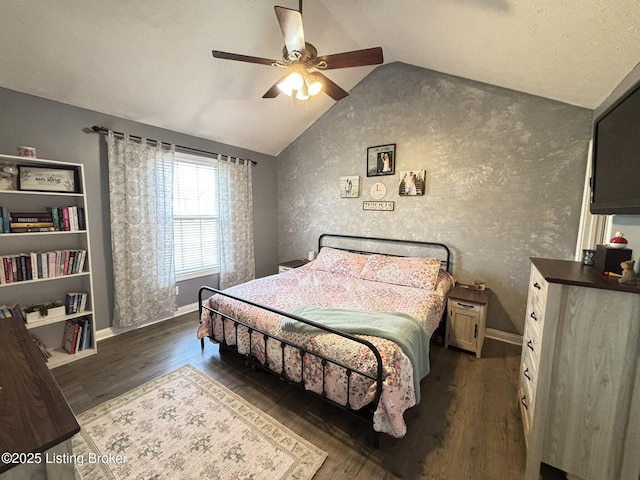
top-left (96, 302), bottom-right (199, 343)
top-left (485, 328), bottom-right (523, 346)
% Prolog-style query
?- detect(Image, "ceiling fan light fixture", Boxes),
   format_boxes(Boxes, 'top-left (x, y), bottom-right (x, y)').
top-left (296, 83), bottom-right (310, 100)
top-left (277, 71), bottom-right (304, 96)
top-left (305, 72), bottom-right (323, 96)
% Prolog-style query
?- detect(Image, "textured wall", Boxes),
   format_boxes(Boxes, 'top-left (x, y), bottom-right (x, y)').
top-left (277, 62), bottom-right (592, 334)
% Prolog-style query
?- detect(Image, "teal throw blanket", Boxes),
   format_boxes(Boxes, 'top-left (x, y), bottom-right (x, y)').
top-left (284, 304), bottom-right (431, 403)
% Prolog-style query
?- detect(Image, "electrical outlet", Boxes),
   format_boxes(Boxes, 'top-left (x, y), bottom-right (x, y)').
top-left (175, 286), bottom-right (179, 295)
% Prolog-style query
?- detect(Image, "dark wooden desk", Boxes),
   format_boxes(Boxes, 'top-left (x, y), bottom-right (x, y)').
top-left (0, 317), bottom-right (80, 474)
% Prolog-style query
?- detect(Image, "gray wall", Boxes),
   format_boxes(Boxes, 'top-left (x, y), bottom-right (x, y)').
top-left (0, 87), bottom-right (278, 330)
top-left (277, 62), bottom-right (592, 334)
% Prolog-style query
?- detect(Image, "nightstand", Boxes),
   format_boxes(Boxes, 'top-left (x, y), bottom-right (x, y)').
top-left (278, 259), bottom-right (310, 273)
top-left (445, 285), bottom-right (490, 358)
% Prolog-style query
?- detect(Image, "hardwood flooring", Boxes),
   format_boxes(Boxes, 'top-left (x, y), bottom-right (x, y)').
top-left (53, 311), bottom-right (531, 479)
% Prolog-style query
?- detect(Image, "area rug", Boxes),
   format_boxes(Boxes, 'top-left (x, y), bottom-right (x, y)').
top-left (73, 365), bottom-right (327, 480)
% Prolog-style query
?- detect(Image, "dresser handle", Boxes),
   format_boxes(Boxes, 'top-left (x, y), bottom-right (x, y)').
top-left (474, 324), bottom-right (478, 339)
top-left (521, 396), bottom-right (528, 410)
top-left (524, 368), bottom-right (531, 381)
top-left (456, 302), bottom-right (475, 309)
top-left (530, 312), bottom-right (537, 321)
top-left (527, 340), bottom-right (534, 352)
top-left (533, 282), bottom-right (541, 290)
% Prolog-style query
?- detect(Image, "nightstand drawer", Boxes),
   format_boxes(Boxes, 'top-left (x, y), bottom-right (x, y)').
top-left (449, 299), bottom-right (482, 314)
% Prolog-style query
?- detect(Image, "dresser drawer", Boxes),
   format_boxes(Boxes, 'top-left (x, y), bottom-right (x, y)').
top-left (527, 288), bottom-right (545, 328)
top-left (519, 383), bottom-right (532, 441)
top-left (520, 350), bottom-right (537, 418)
top-left (529, 265), bottom-right (548, 299)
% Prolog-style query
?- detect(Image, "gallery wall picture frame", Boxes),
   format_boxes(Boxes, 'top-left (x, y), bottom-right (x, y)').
top-left (367, 143), bottom-right (396, 177)
top-left (363, 201), bottom-right (395, 211)
top-left (18, 165), bottom-right (79, 193)
top-left (340, 175), bottom-right (360, 198)
top-left (398, 169), bottom-right (426, 196)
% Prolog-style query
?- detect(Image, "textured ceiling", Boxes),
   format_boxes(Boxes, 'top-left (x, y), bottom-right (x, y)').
top-left (0, 0), bottom-right (639, 156)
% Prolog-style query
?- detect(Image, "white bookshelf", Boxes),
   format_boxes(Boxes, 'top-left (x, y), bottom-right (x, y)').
top-left (0, 153), bottom-right (97, 368)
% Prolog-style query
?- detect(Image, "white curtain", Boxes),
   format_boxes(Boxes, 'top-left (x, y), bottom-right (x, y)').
top-left (106, 131), bottom-right (177, 327)
top-left (218, 157), bottom-right (255, 289)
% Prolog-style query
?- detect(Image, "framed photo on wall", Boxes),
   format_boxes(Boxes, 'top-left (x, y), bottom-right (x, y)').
top-left (367, 144), bottom-right (396, 177)
top-left (398, 170), bottom-right (426, 196)
top-left (340, 175), bottom-right (360, 198)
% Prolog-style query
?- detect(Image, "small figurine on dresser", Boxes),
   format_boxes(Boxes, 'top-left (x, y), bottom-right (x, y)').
top-left (619, 260), bottom-right (639, 285)
top-left (608, 231), bottom-right (629, 249)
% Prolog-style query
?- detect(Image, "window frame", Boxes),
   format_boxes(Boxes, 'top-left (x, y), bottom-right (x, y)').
top-left (173, 151), bottom-right (220, 281)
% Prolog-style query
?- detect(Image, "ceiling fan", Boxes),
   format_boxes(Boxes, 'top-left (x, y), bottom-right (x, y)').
top-left (211, 1), bottom-right (383, 101)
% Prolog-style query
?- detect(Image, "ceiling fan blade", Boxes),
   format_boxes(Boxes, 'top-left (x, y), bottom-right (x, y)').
top-left (274, 6), bottom-right (305, 54)
top-left (317, 47), bottom-right (384, 70)
top-left (262, 73), bottom-right (290, 98)
top-left (212, 50), bottom-right (279, 66)
top-left (315, 72), bottom-right (349, 101)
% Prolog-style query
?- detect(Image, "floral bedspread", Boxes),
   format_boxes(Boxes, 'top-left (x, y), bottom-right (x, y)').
top-left (197, 264), bottom-right (454, 437)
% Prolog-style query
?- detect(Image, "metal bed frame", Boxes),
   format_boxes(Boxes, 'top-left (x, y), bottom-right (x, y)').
top-left (199, 234), bottom-right (452, 446)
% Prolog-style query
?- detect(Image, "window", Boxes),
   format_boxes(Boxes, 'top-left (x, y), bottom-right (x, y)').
top-left (173, 152), bottom-right (220, 280)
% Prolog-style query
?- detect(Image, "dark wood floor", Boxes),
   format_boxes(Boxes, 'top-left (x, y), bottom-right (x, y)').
top-left (53, 311), bottom-right (529, 479)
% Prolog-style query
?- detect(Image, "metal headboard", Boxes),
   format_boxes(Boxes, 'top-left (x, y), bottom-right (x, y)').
top-left (318, 233), bottom-right (452, 273)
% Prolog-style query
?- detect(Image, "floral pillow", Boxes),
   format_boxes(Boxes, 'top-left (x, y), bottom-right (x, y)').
top-left (360, 254), bottom-right (442, 291)
top-left (309, 247), bottom-right (368, 278)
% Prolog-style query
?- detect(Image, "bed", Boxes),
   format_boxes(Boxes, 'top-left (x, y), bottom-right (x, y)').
top-left (197, 234), bottom-right (454, 444)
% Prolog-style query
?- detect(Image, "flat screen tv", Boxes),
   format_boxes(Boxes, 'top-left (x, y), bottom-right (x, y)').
top-left (590, 78), bottom-right (640, 215)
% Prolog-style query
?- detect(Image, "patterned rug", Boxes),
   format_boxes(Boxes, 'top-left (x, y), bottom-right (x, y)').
top-left (73, 365), bottom-right (327, 479)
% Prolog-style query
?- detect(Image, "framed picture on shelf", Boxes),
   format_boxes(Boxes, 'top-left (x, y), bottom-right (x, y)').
top-left (367, 144), bottom-right (396, 177)
top-left (340, 175), bottom-right (360, 198)
top-left (398, 170), bottom-right (426, 196)
top-left (18, 165), bottom-right (79, 193)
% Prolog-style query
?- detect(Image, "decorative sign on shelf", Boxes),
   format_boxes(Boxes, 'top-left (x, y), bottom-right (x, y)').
top-left (363, 201), bottom-right (394, 211)
top-left (18, 166), bottom-right (78, 193)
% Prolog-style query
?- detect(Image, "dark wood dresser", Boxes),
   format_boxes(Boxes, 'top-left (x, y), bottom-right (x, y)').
top-left (0, 316), bottom-right (79, 478)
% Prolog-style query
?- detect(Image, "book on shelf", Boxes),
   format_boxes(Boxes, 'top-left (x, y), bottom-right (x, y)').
top-left (0, 304), bottom-right (27, 321)
top-left (9, 211), bottom-right (53, 222)
top-left (10, 304), bottom-right (26, 322)
top-left (32, 335), bottom-right (52, 362)
top-left (0, 206), bottom-right (11, 233)
top-left (61, 316), bottom-right (92, 354)
top-left (0, 304), bottom-right (13, 319)
top-left (0, 207), bottom-right (85, 233)
top-left (8, 211), bottom-right (55, 233)
top-left (62, 319), bottom-right (79, 354)
top-left (1, 249), bottom-right (87, 283)
top-left (65, 292), bottom-right (88, 315)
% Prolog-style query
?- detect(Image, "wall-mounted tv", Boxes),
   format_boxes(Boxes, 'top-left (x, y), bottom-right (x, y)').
top-left (590, 78), bottom-right (640, 215)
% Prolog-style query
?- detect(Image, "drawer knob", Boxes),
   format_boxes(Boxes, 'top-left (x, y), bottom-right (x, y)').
top-left (524, 368), bottom-right (531, 381)
top-left (530, 312), bottom-right (538, 321)
top-left (527, 339), bottom-right (534, 352)
top-left (521, 396), bottom-right (528, 410)
top-left (533, 282), bottom-right (541, 290)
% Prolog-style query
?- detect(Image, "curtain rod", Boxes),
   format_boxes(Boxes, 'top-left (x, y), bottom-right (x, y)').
top-left (90, 125), bottom-right (257, 166)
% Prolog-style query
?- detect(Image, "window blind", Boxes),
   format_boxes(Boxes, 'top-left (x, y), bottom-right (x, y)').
top-left (173, 152), bottom-right (220, 278)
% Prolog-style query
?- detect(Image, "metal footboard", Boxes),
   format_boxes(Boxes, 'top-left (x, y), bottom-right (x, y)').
top-left (198, 285), bottom-right (384, 447)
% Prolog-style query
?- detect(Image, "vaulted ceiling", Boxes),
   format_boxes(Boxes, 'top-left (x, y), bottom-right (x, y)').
top-left (1, 1), bottom-right (639, 156)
